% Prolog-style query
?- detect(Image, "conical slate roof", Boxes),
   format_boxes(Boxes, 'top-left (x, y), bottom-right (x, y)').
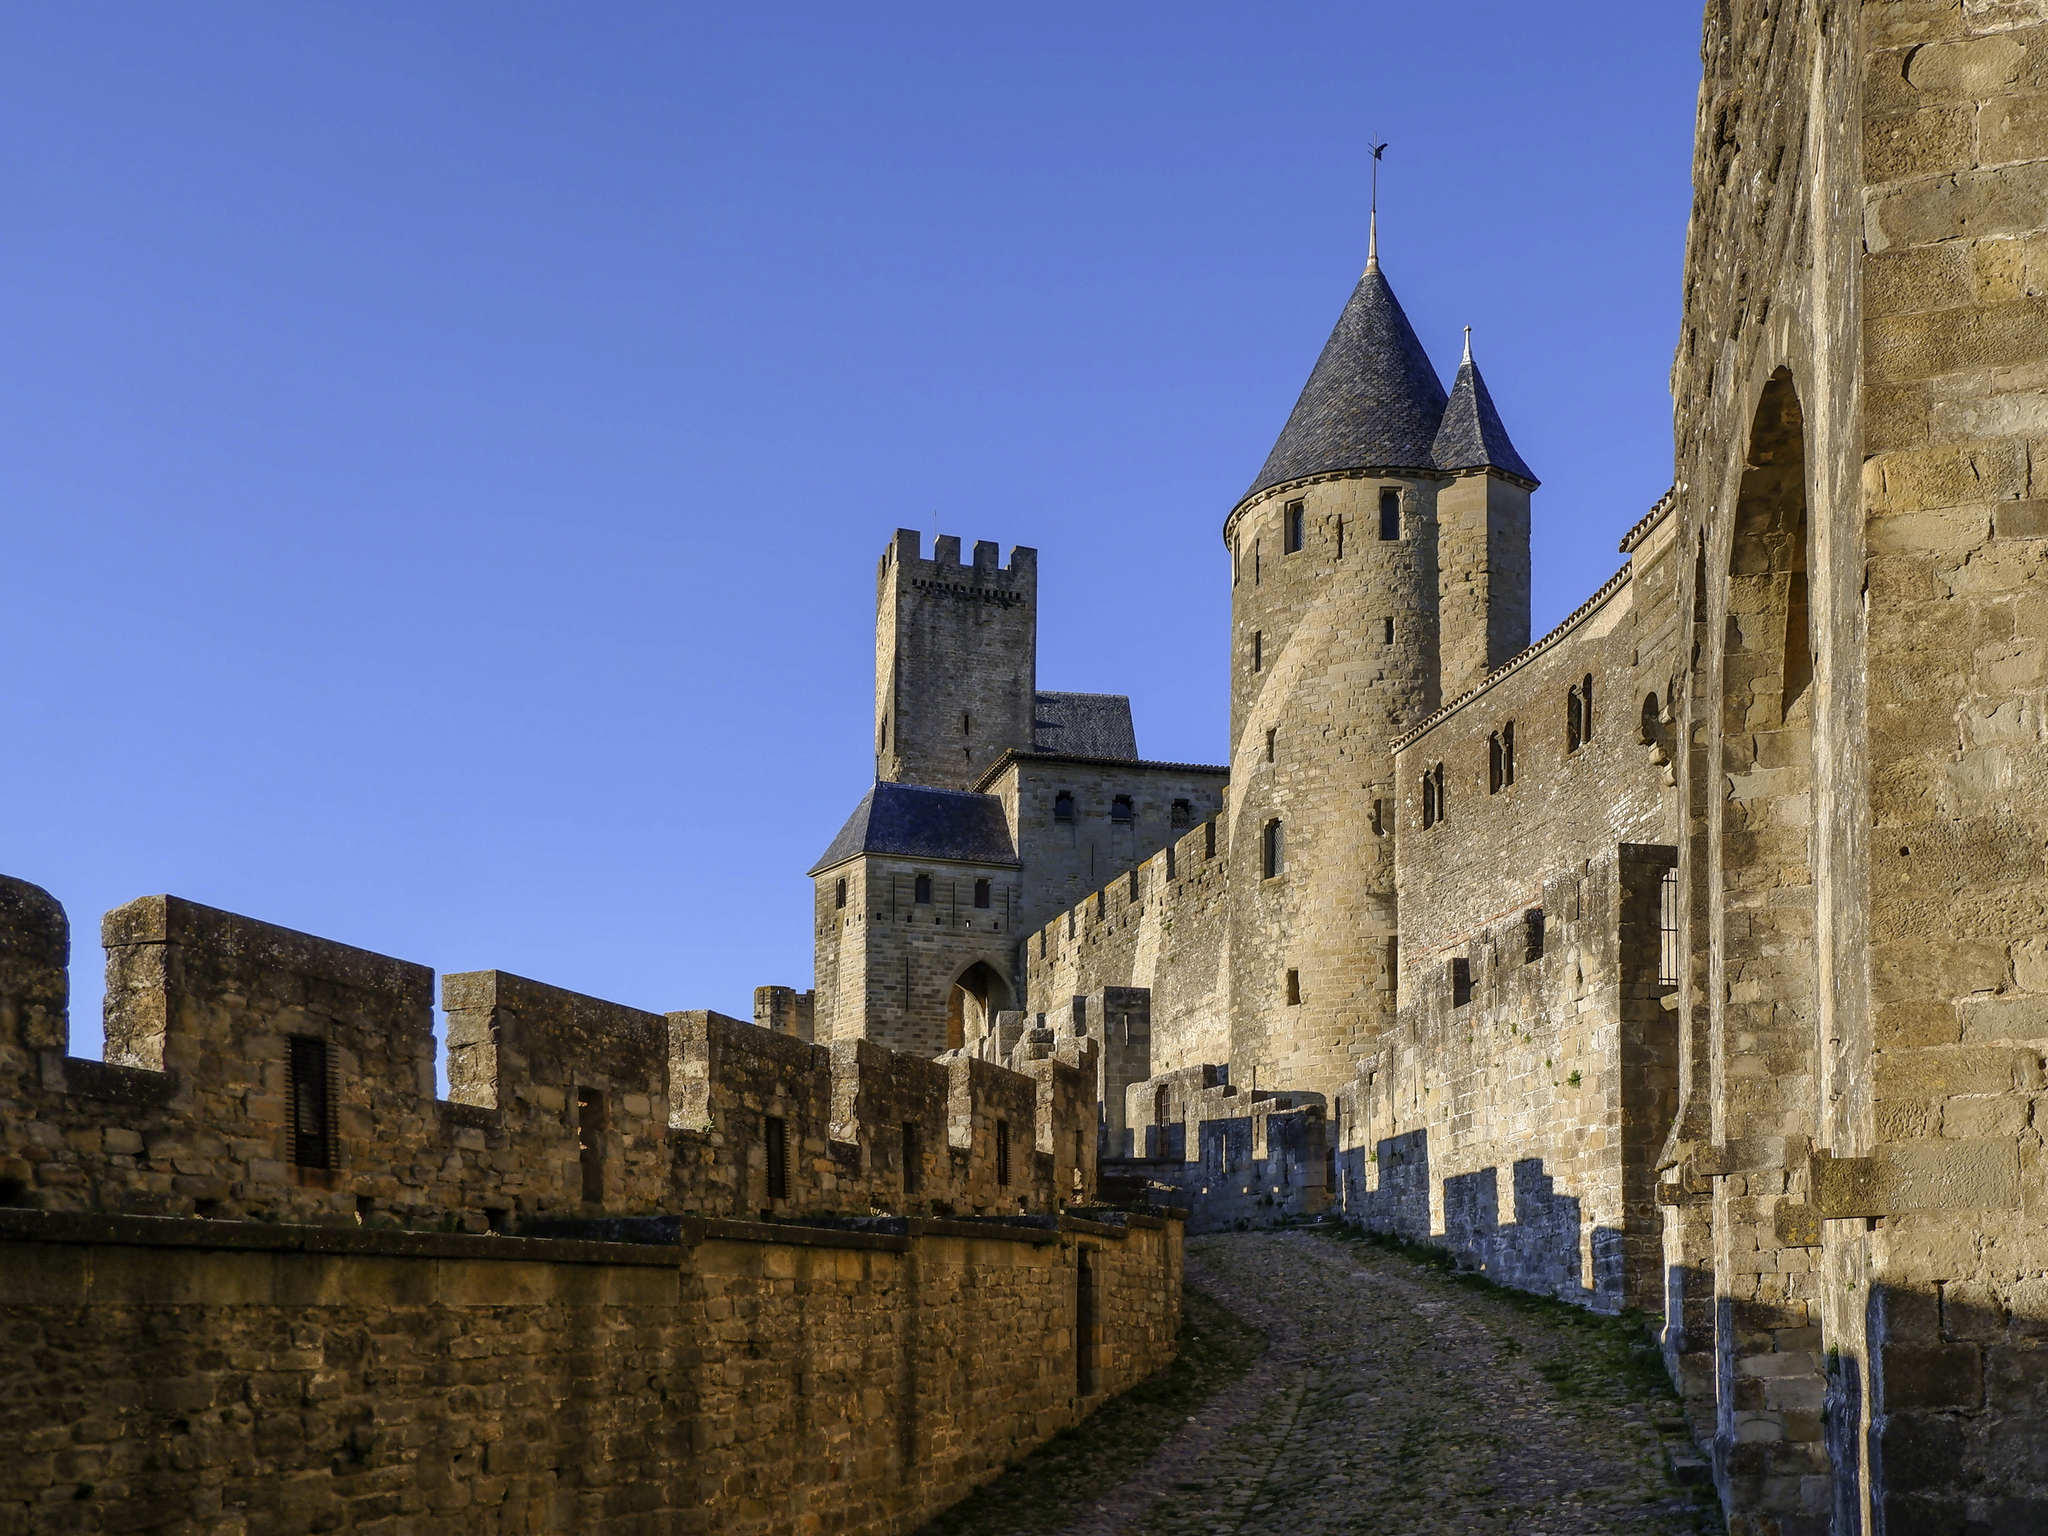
top-left (1241, 261), bottom-right (1448, 507)
top-left (1432, 345), bottom-right (1538, 485)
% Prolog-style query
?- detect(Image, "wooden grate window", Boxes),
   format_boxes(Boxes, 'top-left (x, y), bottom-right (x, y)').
top-left (287, 1036), bottom-right (335, 1170)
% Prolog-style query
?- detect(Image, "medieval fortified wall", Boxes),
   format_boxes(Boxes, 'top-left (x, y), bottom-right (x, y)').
top-left (0, 876), bottom-right (1180, 1534)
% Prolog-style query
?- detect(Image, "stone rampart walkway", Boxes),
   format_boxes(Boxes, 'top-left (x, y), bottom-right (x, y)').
top-left (922, 1229), bottom-right (1716, 1536)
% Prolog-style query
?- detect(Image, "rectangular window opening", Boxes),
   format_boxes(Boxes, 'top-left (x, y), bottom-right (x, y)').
top-left (1450, 958), bottom-right (1472, 1009)
top-left (287, 1036), bottom-right (334, 1171)
top-left (1659, 865), bottom-right (1681, 987)
top-left (995, 1119), bottom-right (1012, 1188)
top-left (1252, 631), bottom-right (1263, 673)
top-left (1383, 617), bottom-right (1395, 645)
top-left (1285, 968), bottom-right (1301, 1006)
top-left (765, 1113), bottom-right (789, 1202)
top-left (1524, 909), bottom-right (1546, 963)
top-left (577, 1087), bottom-right (606, 1204)
top-left (1379, 488), bottom-right (1401, 541)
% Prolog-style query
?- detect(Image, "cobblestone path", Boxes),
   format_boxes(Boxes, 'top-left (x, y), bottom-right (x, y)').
top-left (928, 1229), bottom-right (1717, 1536)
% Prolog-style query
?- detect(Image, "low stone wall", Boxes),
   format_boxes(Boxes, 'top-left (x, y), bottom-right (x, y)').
top-left (0, 1205), bottom-right (1181, 1536)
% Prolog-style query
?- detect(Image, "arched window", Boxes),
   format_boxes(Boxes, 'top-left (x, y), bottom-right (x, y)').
top-left (835, 878), bottom-right (847, 910)
top-left (1500, 721), bottom-right (1515, 787)
top-left (1110, 795), bottom-right (1134, 824)
top-left (1284, 499), bottom-right (1305, 553)
top-left (1261, 819), bottom-right (1285, 878)
top-left (1169, 798), bottom-right (1191, 830)
top-left (973, 878), bottom-right (991, 909)
top-left (1054, 791), bottom-right (1075, 823)
top-left (1581, 674), bottom-right (1595, 741)
top-left (1488, 732), bottom-right (1505, 794)
top-left (1566, 685), bottom-right (1584, 753)
top-left (914, 874), bottom-right (932, 904)
top-left (1422, 768), bottom-right (1438, 829)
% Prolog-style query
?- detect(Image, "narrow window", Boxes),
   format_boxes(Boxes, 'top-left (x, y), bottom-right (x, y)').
top-left (1170, 798), bottom-right (1191, 830)
top-left (914, 873), bottom-right (933, 904)
top-left (1432, 763), bottom-right (1446, 824)
top-left (1261, 819), bottom-right (1284, 878)
top-left (1233, 535), bottom-right (1241, 586)
top-left (1336, 515), bottom-right (1345, 559)
top-left (287, 1036), bottom-right (334, 1171)
top-left (835, 878), bottom-right (847, 910)
top-left (1524, 908), bottom-right (1546, 963)
top-left (1582, 674), bottom-right (1595, 741)
top-left (1166, 843), bottom-right (1177, 879)
top-left (1567, 686), bottom-right (1584, 753)
top-left (962, 711), bottom-right (972, 735)
top-left (974, 878), bottom-right (991, 909)
top-left (1252, 631), bottom-right (1263, 672)
top-left (1264, 728), bottom-right (1276, 763)
top-left (1383, 617), bottom-right (1395, 645)
top-left (1488, 732), bottom-right (1504, 794)
top-left (1054, 790), bottom-right (1076, 823)
top-left (1422, 770), bottom-right (1438, 829)
top-left (1110, 795), bottom-right (1133, 824)
top-left (995, 1119), bottom-right (1011, 1188)
top-left (1204, 820), bottom-right (1217, 859)
top-left (577, 1088), bottom-right (606, 1203)
top-left (902, 1121), bottom-right (922, 1194)
top-left (1502, 721), bottom-right (1516, 786)
top-left (1383, 935), bottom-right (1400, 992)
top-left (1128, 868), bottom-right (1140, 903)
top-left (1284, 500), bottom-right (1305, 553)
top-left (1254, 540), bottom-right (1261, 584)
top-left (1450, 958), bottom-right (1472, 1009)
top-left (765, 1113), bottom-right (789, 1201)
top-left (1379, 488), bottom-right (1401, 541)
top-left (1076, 1250), bottom-right (1096, 1394)
top-left (1371, 798), bottom-right (1387, 836)
top-left (1659, 865), bottom-right (1681, 987)
top-left (880, 714), bottom-right (889, 752)
top-left (1285, 968), bottom-right (1301, 1006)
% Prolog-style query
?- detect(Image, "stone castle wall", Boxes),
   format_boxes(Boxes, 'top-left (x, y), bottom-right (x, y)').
top-left (1, 1206), bottom-right (1178, 1535)
top-left (0, 872), bottom-right (1179, 1536)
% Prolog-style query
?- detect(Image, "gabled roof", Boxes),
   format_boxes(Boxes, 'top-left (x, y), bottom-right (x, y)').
top-left (1432, 344), bottom-right (1537, 485)
top-left (1240, 261), bottom-right (1448, 509)
top-left (808, 782), bottom-right (1019, 876)
top-left (1032, 692), bottom-right (1137, 760)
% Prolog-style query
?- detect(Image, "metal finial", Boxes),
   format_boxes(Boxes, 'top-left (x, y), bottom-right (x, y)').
top-left (1367, 139), bottom-right (1388, 271)
top-left (1463, 325), bottom-right (1473, 364)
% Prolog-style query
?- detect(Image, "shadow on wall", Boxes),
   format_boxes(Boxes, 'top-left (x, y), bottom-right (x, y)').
top-left (1337, 1130), bottom-right (1627, 1312)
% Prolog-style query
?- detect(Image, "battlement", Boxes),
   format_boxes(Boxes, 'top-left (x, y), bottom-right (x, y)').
top-left (0, 874), bottom-right (1091, 1228)
top-left (883, 527), bottom-right (1037, 590)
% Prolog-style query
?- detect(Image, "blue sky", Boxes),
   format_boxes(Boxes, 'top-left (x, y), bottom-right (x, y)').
top-left (1, 4), bottom-right (1703, 1063)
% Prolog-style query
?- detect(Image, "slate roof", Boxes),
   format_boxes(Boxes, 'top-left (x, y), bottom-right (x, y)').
top-left (1432, 353), bottom-right (1538, 485)
top-left (1031, 692), bottom-right (1138, 760)
top-left (808, 782), bottom-right (1019, 876)
top-left (1241, 263), bottom-right (1448, 507)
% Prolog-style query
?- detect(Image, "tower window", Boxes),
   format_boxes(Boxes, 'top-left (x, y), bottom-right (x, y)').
top-left (1264, 728), bottom-right (1276, 763)
top-left (1284, 500), bottom-right (1305, 553)
top-left (962, 712), bottom-right (972, 735)
top-left (1379, 488), bottom-right (1401, 541)
top-left (1252, 631), bottom-right (1263, 672)
top-left (1383, 617), bottom-right (1395, 645)
top-left (1110, 795), bottom-right (1133, 824)
top-left (1261, 819), bottom-right (1285, 879)
top-left (835, 878), bottom-right (847, 909)
top-left (914, 874), bottom-right (933, 904)
top-left (1054, 790), bottom-right (1075, 823)
top-left (1502, 721), bottom-right (1515, 786)
top-left (287, 1036), bottom-right (334, 1171)
top-left (1285, 968), bottom-right (1301, 1006)
top-left (1449, 958), bottom-right (1472, 1008)
top-left (1170, 798), bottom-right (1191, 830)
top-left (1233, 535), bottom-right (1241, 586)
top-left (974, 878), bottom-right (991, 909)
top-left (1582, 675), bottom-right (1595, 740)
top-left (1524, 908), bottom-right (1546, 963)
top-left (1254, 540), bottom-right (1261, 584)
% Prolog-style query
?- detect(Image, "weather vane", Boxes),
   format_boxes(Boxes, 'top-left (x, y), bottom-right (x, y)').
top-left (1368, 139), bottom-right (1389, 269)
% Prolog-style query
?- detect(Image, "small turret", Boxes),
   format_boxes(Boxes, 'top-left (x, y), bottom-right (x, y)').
top-left (1432, 329), bottom-right (1536, 699)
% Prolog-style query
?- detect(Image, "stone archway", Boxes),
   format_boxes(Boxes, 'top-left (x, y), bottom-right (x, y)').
top-left (1708, 368), bottom-right (1828, 1514)
top-left (946, 961), bottom-right (1010, 1052)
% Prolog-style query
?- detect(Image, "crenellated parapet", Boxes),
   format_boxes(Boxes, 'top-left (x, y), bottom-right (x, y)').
top-left (0, 875), bottom-right (1093, 1228)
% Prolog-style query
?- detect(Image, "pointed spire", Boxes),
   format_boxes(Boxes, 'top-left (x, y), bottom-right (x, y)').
top-left (1367, 209), bottom-right (1379, 273)
top-left (1238, 261), bottom-right (1449, 507)
top-left (1432, 333), bottom-right (1538, 485)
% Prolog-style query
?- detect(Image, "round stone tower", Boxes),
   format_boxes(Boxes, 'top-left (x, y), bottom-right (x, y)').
top-left (1221, 239), bottom-right (1452, 1100)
